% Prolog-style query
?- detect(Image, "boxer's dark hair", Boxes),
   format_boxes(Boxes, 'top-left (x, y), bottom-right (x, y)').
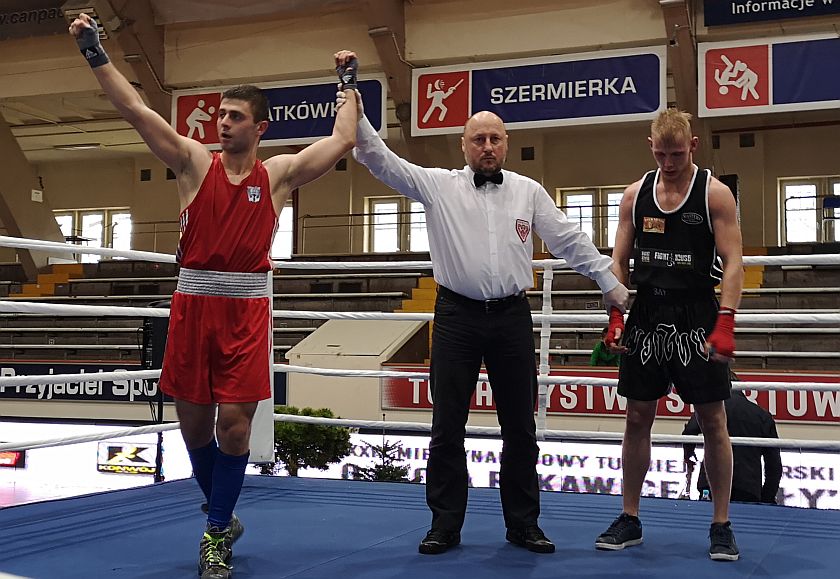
top-left (222, 85), bottom-right (269, 123)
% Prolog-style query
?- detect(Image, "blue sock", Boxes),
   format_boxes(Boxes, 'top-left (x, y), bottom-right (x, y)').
top-left (187, 439), bottom-right (218, 502)
top-left (207, 450), bottom-right (249, 529)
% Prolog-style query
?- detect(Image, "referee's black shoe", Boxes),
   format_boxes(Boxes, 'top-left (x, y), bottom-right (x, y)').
top-left (418, 529), bottom-right (461, 554)
top-left (506, 525), bottom-right (556, 553)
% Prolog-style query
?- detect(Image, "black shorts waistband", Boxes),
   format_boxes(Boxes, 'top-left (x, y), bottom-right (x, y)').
top-left (636, 285), bottom-right (716, 301)
top-left (437, 285), bottom-right (526, 312)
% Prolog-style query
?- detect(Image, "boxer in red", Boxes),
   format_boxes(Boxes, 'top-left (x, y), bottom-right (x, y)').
top-left (69, 15), bottom-right (359, 578)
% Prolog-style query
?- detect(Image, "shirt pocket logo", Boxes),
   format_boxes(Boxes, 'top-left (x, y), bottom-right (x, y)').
top-left (516, 219), bottom-right (531, 243)
top-left (247, 186), bottom-right (262, 203)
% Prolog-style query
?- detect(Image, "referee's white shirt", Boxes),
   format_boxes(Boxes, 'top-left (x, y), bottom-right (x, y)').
top-left (353, 116), bottom-right (619, 301)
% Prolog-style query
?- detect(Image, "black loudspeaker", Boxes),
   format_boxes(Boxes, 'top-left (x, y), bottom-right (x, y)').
top-left (142, 300), bottom-right (171, 369)
top-left (718, 174), bottom-right (739, 203)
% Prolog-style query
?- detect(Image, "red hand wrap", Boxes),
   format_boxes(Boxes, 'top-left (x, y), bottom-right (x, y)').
top-left (708, 306), bottom-right (736, 358)
top-left (605, 307), bottom-right (624, 348)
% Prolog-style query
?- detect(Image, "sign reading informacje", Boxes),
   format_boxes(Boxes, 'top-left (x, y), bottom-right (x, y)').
top-left (704, 0), bottom-right (840, 27)
top-left (411, 47), bottom-right (666, 136)
top-left (172, 75), bottom-right (387, 148)
top-left (699, 34), bottom-right (840, 117)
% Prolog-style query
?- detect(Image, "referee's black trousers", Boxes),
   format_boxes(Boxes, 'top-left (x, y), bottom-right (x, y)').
top-left (426, 288), bottom-right (540, 532)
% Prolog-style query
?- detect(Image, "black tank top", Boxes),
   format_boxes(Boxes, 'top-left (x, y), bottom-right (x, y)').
top-left (630, 167), bottom-right (723, 290)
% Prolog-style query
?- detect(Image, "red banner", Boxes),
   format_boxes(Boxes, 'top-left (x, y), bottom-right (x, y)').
top-left (381, 366), bottom-right (840, 423)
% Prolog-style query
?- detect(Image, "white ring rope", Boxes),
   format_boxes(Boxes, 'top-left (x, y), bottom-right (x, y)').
top-left (0, 302), bottom-right (171, 317)
top-left (1, 234), bottom-right (839, 268)
top-left (0, 422), bottom-right (180, 452)
top-left (1, 413), bottom-right (837, 453)
top-left (0, 235), bottom-right (175, 263)
top-left (270, 310), bottom-right (839, 324)
top-left (1, 302), bottom-right (838, 325)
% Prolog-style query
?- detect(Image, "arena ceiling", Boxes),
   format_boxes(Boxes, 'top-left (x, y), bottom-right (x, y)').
top-left (0, 0), bottom-right (838, 163)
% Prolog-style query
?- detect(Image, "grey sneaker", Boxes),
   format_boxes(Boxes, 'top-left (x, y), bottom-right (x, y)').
top-left (198, 525), bottom-right (232, 579)
top-left (201, 503), bottom-right (244, 545)
top-left (595, 513), bottom-right (643, 550)
top-left (709, 521), bottom-right (739, 561)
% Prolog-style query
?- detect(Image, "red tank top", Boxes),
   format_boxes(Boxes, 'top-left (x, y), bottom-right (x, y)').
top-left (177, 153), bottom-right (277, 272)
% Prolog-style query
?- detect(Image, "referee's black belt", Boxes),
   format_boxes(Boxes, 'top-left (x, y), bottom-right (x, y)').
top-left (438, 285), bottom-right (526, 313)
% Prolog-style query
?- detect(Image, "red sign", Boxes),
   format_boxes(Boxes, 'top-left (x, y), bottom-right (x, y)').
top-left (0, 450), bottom-right (25, 468)
top-left (174, 92), bottom-right (222, 144)
top-left (415, 71), bottom-right (470, 130)
top-left (381, 366), bottom-right (840, 423)
top-left (704, 45), bottom-right (770, 110)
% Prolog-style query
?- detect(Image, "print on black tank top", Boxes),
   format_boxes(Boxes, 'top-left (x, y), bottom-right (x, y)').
top-left (630, 167), bottom-right (723, 290)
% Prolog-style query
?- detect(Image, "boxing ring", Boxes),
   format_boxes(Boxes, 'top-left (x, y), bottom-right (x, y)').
top-left (1, 235), bottom-right (839, 578)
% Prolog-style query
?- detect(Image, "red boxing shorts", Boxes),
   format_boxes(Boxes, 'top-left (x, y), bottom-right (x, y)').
top-left (159, 269), bottom-right (272, 405)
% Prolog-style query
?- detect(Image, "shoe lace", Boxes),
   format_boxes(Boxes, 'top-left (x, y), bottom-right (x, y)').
top-left (605, 514), bottom-right (636, 537)
top-left (201, 532), bottom-right (231, 569)
top-left (709, 523), bottom-right (732, 546)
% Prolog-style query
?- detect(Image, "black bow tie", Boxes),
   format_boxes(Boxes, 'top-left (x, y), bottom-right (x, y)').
top-left (474, 171), bottom-right (503, 187)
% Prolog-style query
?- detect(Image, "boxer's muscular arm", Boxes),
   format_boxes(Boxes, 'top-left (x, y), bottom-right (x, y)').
top-left (69, 13), bottom-right (209, 205)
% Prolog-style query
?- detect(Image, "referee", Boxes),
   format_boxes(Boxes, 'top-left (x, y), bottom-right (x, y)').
top-left (347, 87), bottom-right (628, 555)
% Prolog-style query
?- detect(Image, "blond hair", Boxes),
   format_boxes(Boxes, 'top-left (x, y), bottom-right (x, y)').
top-left (651, 108), bottom-right (693, 144)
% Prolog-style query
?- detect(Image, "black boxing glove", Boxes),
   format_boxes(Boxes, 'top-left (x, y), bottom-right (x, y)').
top-left (76, 18), bottom-right (110, 68)
top-left (336, 57), bottom-right (358, 91)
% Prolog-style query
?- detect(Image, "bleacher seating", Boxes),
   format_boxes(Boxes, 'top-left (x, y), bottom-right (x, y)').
top-left (0, 258), bottom-right (836, 370)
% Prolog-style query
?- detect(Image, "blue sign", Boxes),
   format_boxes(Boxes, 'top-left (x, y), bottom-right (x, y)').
top-left (773, 37), bottom-right (840, 104)
top-left (472, 54), bottom-right (663, 124)
top-left (173, 75), bottom-right (386, 147)
top-left (411, 48), bottom-right (665, 136)
top-left (699, 35), bottom-right (840, 117)
top-left (261, 79), bottom-right (384, 145)
top-left (705, 0), bottom-right (840, 26)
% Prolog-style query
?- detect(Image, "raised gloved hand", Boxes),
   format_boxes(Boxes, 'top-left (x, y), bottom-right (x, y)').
top-left (335, 51), bottom-right (358, 91)
top-left (605, 307), bottom-right (627, 353)
top-left (69, 13), bottom-right (109, 68)
top-left (706, 306), bottom-right (736, 362)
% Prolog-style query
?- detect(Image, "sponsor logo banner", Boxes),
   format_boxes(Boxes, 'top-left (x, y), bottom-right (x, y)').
top-left (700, 35), bottom-right (840, 117)
top-left (411, 47), bottom-right (666, 136)
top-left (97, 442), bottom-right (156, 475)
top-left (381, 366), bottom-right (840, 423)
top-left (704, 0), bottom-right (840, 27)
top-left (0, 363), bottom-right (287, 405)
top-left (173, 75), bottom-right (387, 147)
top-left (303, 433), bottom-right (840, 509)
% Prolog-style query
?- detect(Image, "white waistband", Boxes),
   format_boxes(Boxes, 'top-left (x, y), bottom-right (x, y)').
top-left (177, 268), bottom-right (270, 298)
